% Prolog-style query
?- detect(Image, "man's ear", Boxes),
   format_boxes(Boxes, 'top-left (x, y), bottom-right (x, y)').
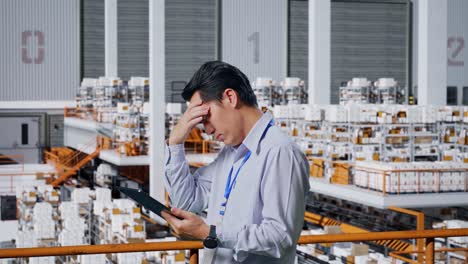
top-left (223, 88), bottom-right (239, 108)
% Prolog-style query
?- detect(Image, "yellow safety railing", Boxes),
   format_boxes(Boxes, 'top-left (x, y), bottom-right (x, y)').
top-left (0, 228), bottom-right (467, 264)
top-left (389, 206), bottom-right (426, 263)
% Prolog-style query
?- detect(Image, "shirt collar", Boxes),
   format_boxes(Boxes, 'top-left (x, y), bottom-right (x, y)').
top-left (242, 111), bottom-right (274, 154)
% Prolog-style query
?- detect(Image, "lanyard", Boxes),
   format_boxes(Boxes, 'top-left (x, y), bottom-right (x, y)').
top-left (219, 150), bottom-right (252, 216)
top-left (219, 119), bottom-right (274, 216)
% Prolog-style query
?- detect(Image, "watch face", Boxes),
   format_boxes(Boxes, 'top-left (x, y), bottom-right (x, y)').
top-left (203, 237), bottom-right (218, 249)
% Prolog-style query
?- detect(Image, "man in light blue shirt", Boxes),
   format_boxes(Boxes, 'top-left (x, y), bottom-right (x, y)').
top-left (162, 61), bottom-right (310, 263)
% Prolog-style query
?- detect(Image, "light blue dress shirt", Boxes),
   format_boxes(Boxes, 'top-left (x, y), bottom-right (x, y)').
top-left (164, 112), bottom-right (310, 263)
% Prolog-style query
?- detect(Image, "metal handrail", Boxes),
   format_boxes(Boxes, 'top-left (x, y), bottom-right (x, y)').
top-left (43, 151), bottom-right (60, 165)
top-left (0, 155), bottom-right (24, 171)
top-left (0, 240), bottom-right (204, 259)
top-left (0, 155), bottom-right (25, 194)
top-left (0, 228), bottom-right (467, 264)
top-left (296, 228), bottom-right (467, 243)
top-left (389, 206), bottom-right (425, 263)
top-left (60, 137), bottom-right (97, 167)
top-left (393, 247), bottom-right (468, 254)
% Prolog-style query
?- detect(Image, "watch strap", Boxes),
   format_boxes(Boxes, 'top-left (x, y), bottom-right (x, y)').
top-left (208, 225), bottom-right (216, 238)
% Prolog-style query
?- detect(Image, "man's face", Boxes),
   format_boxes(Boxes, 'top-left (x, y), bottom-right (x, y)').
top-left (189, 91), bottom-right (242, 146)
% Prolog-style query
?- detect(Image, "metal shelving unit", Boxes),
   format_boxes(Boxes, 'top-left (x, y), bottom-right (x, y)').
top-left (412, 123), bottom-right (440, 161)
top-left (79, 201), bottom-right (93, 245)
top-left (381, 123), bottom-right (411, 162)
top-left (376, 86), bottom-right (405, 104)
top-left (302, 120), bottom-right (327, 159)
top-left (326, 122), bottom-right (352, 162)
top-left (439, 123), bottom-right (462, 161)
top-left (350, 123), bottom-right (382, 162)
top-left (114, 109), bottom-right (143, 156)
top-left (339, 85), bottom-right (376, 105)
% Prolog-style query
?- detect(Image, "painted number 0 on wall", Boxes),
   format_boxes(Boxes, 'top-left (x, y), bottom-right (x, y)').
top-left (448, 36), bottom-right (465, 67)
top-left (22, 31), bottom-right (45, 64)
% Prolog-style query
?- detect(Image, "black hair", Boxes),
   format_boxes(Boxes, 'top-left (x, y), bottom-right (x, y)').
top-left (182, 61), bottom-right (258, 107)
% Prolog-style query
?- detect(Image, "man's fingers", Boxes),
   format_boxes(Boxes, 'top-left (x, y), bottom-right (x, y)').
top-left (186, 100), bottom-right (203, 111)
top-left (181, 106), bottom-right (207, 126)
top-left (170, 229), bottom-right (181, 238)
top-left (163, 207), bottom-right (207, 240)
top-left (170, 207), bottom-right (193, 219)
top-left (162, 210), bottom-right (184, 235)
top-left (161, 211), bottom-right (172, 224)
top-left (187, 116), bottom-right (204, 127)
top-left (187, 105), bottom-right (209, 118)
top-left (161, 210), bottom-right (178, 224)
top-left (189, 108), bottom-right (209, 120)
top-left (179, 105), bottom-right (209, 132)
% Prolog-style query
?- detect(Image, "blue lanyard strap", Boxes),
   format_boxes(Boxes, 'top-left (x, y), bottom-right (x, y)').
top-left (220, 120), bottom-right (274, 216)
top-left (223, 150), bottom-right (252, 205)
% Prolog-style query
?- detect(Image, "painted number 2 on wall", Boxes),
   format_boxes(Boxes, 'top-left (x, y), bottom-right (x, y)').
top-left (448, 36), bottom-right (465, 67)
top-left (22, 31), bottom-right (45, 64)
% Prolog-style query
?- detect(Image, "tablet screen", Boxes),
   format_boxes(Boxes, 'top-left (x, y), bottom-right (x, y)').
top-left (117, 187), bottom-right (175, 219)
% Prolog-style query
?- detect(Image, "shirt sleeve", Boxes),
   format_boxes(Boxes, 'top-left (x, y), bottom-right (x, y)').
top-left (164, 143), bottom-right (222, 214)
top-left (216, 145), bottom-right (310, 261)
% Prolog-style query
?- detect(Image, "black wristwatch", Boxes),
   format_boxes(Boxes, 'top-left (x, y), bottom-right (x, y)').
top-left (203, 225), bottom-right (218, 249)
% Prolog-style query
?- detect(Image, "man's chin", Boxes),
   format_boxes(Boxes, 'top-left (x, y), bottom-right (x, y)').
top-left (227, 140), bottom-right (243, 148)
top-left (220, 137), bottom-right (242, 147)
top-left (222, 139), bottom-right (233, 146)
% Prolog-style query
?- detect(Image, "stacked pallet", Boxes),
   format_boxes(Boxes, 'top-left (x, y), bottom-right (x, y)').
top-left (310, 158), bottom-right (325, 178)
top-left (331, 162), bottom-right (351, 185)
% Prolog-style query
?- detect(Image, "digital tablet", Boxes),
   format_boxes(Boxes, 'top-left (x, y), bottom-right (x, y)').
top-left (116, 187), bottom-right (177, 219)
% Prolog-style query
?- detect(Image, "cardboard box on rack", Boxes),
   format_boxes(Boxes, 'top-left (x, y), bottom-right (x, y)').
top-left (310, 158), bottom-right (325, 178)
top-left (331, 163), bottom-right (351, 185)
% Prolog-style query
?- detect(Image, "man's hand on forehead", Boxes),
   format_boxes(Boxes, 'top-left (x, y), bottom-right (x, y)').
top-left (187, 100), bottom-right (202, 109)
top-left (168, 98), bottom-right (209, 145)
top-left (187, 99), bottom-right (209, 116)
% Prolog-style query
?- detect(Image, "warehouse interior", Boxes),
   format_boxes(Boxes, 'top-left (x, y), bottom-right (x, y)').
top-left (0, 0), bottom-right (467, 263)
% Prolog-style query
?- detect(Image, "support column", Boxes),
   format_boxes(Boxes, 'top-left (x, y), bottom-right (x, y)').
top-left (308, 0), bottom-right (331, 105)
top-left (425, 237), bottom-right (435, 264)
top-left (104, 0), bottom-right (118, 77)
top-left (149, 0), bottom-right (166, 222)
top-left (189, 249), bottom-right (199, 264)
top-left (417, 0), bottom-right (447, 105)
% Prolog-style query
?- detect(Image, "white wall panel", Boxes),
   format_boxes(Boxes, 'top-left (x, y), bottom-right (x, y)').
top-left (222, 0), bottom-right (287, 83)
top-left (0, 116), bottom-right (40, 163)
top-left (417, 0), bottom-right (447, 105)
top-left (447, 0), bottom-right (468, 97)
top-left (413, 0), bottom-right (468, 104)
top-left (309, 0), bottom-right (330, 105)
top-left (0, 0), bottom-right (79, 101)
